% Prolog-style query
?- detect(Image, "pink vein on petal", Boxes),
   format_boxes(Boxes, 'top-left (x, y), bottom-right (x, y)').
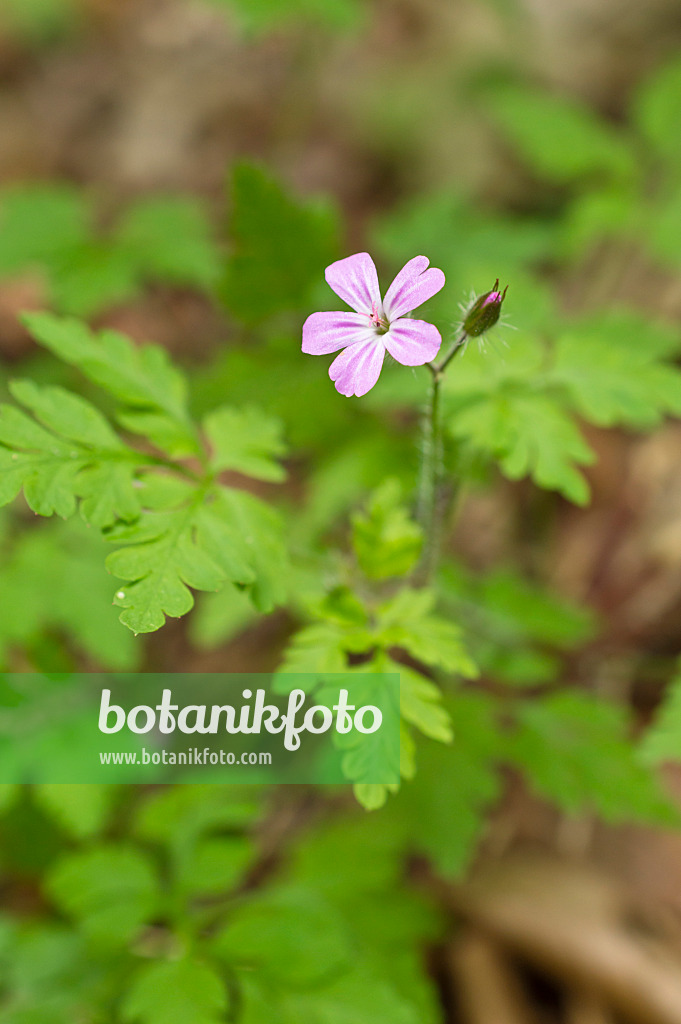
top-left (384, 318), bottom-right (442, 366)
top-left (383, 255), bottom-right (445, 320)
top-left (325, 253), bottom-right (381, 316)
top-left (302, 311), bottom-right (376, 355)
top-left (329, 338), bottom-right (385, 397)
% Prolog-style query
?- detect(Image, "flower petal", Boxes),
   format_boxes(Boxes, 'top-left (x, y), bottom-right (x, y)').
top-left (302, 311), bottom-right (375, 355)
top-left (329, 338), bottom-right (385, 397)
top-left (383, 255), bottom-right (445, 320)
top-left (384, 318), bottom-right (442, 366)
top-left (325, 253), bottom-right (381, 315)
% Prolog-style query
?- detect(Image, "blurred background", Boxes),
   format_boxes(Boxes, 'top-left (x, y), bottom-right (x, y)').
top-left (4, 1), bottom-right (681, 1022)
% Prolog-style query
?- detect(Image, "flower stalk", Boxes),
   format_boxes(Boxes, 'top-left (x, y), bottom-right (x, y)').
top-left (414, 280), bottom-right (507, 580)
top-left (415, 332), bottom-right (467, 582)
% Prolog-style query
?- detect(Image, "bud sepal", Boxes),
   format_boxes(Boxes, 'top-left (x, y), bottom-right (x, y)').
top-left (462, 279), bottom-right (508, 337)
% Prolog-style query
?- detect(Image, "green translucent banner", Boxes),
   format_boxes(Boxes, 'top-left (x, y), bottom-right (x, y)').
top-left (0, 673), bottom-right (400, 786)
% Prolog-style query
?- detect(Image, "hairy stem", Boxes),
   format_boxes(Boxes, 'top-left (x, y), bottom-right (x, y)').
top-left (415, 369), bottom-right (443, 581)
top-left (414, 331), bottom-right (467, 582)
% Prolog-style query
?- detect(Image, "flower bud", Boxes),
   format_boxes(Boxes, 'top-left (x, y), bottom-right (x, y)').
top-left (463, 279), bottom-right (508, 337)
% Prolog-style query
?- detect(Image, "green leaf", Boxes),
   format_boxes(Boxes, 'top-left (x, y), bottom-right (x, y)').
top-left (288, 812), bottom-right (404, 898)
top-left (107, 482), bottom-right (285, 633)
top-left (278, 623), bottom-right (351, 673)
top-left (487, 84), bottom-right (635, 184)
top-left (559, 183), bottom-right (639, 258)
top-left (376, 588), bottom-right (478, 677)
top-left (388, 694), bottom-right (503, 875)
top-left (353, 782), bottom-right (391, 810)
top-left (0, 0), bottom-right (77, 42)
top-left (444, 330), bottom-right (546, 397)
top-left (298, 433), bottom-right (406, 537)
top-left (3, 923), bottom-right (86, 999)
top-left (213, 886), bottom-right (352, 987)
top-left (551, 313), bottom-right (681, 428)
top-left (204, 405), bottom-right (287, 481)
top-left (449, 389), bottom-right (595, 504)
top-left (122, 959), bottom-right (228, 1024)
top-left (0, 186), bottom-right (220, 317)
top-left (0, 784), bottom-right (18, 813)
top-left (33, 784), bottom-right (115, 839)
top-left (49, 241), bottom-right (141, 318)
top-left (0, 383), bottom-right (140, 526)
top-left (507, 692), bottom-right (679, 825)
top-left (0, 405), bottom-right (78, 518)
top-left (632, 55), bottom-right (681, 167)
top-left (9, 379), bottom-right (123, 449)
top-left (440, 562), bottom-right (594, 687)
top-left (21, 314), bottom-right (196, 445)
top-left (0, 185), bottom-right (89, 275)
top-left (285, 969), bottom-right (425, 1024)
top-left (114, 195), bottom-right (221, 291)
top-left (134, 785), bottom-right (259, 848)
top-left (393, 661), bottom-right (453, 743)
top-left (279, 591), bottom-right (375, 673)
top-left (221, 162), bottom-right (338, 323)
top-left (47, 845), bottom-right (158, 946)
top-left (317, 585), bottom-right (368, 627)
top-left (317, 666), bottom-right (402, 793)
top-left (208, 0), bottom-right (362, 34)
top-left (646, 188), bottom-right (681, 268)
top-left (373, 191), bottom-right (553, 327)
top-left (0, 517), bottom-right (139, 670)
top-left (640, 667), bottom-right (681, 764)
top-left (208, 487), bottom-right (288, 612)
top-left (117, 409), bottom-right (200, 459)
top-left (351, 479), bottom-right (423, 580)
top-left (176, 837), bottom-right (253, 896)
top-left (107, 493), bottom-right (234, 635)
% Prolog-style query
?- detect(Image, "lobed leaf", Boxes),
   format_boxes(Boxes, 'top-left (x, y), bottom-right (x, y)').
top-left (640, 666), bottom-right (681, 765)
top-left (351, 478), bottom-right (423, 580)
top-left (0, 185), bottom-right (89, 275)
top-left (377, 588), bottom-right (478, 677)
top-left (487, 83), bottom-right (635, 184)
top-left (389, 693), bottom-right (503, 876)
top-left (0, 186), bottom-right (220, 316)
top-left (122, 959), bottom-right (228, 1024)
top-left (0, 383), bottom-right (140, 526)
top-left (632, 55), bottom-right (681, 168)
top-left (551, 313), bottom-right (681, 428)
top-left (114, 195), bottom-right (221, 291)
top-left (506, 692), bottom-right (679, 825)
top-left (204, 404), bottom-right (287, 481)
top-left (21, 313), bottom-right (196, 446)
top-left (47, 845), bottom-right (159, 947)
top-left (393, 662), bottom-right (453, 744)
top-left (449, 389), bottom-right (595, 505)
top-left (108, 482), bottom-right (285, 633)
top-left (0, 517), bottom-right (139, 669)
top-left (221, 162), bottom-right (339, 323)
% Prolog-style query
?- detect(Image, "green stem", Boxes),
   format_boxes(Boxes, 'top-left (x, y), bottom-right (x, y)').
top-left (415, 369), bottom-right (443, 582)
top-left (414, 331), bottom-right (467, 583)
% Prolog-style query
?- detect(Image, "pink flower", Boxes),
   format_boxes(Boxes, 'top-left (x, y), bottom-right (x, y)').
top-left (302, 253), bottom-right (445, 397)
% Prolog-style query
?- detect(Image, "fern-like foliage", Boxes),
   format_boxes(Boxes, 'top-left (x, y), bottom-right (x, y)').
top-left (0, 314), bottom-right (287, 634)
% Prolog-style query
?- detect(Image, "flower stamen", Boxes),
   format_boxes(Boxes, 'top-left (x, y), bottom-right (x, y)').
top-left (368, 301), bottom-right (389, 334)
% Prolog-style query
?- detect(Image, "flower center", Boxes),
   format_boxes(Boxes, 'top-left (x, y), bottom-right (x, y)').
top-left (368, 302), bottom-right (389, 334)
